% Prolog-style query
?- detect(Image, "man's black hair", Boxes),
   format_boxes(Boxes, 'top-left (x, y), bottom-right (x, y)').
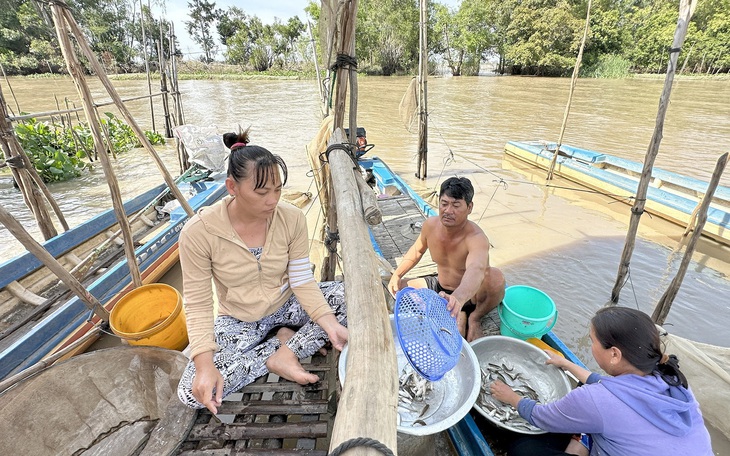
top-left (439, 177), bottom-right (474, 205)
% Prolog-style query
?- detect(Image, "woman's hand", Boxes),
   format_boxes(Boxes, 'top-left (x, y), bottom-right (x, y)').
top-left (490, 380), bottom-right (522, 408)
top-left (316, 314), bottom-right (349, 351)
top-left (192, 352), bottom-right (224, 414)
top-left (545, 350), bottom-right (572, 370)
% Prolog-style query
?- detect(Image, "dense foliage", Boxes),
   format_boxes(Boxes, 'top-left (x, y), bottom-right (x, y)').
top-left (0, 0), bottom-right (728, 76)
top-left (15, 113), bottom-right (165, 182)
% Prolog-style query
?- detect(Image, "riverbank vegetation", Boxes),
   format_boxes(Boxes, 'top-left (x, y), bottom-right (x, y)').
top-left (14, 113), bottom-right (165, 182)
top-left (0, 0), bottom-right (728, 78)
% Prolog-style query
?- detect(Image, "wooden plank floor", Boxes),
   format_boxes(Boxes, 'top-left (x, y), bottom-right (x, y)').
top-left (371, 195), bottom-right (437, 278)
top-left (177, 351), bottom-right (338, 455)
top-left (177, 195), bottom-right (438, 455)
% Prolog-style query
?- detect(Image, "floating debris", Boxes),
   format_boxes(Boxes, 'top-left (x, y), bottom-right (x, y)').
top-left (477, 359), bottom-right (542, 433)
top-left (398, 366), bottom-right (433, 426)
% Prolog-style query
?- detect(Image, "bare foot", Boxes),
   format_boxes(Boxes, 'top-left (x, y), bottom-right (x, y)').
top-left (274, 327), bottom-right (296, 344)
top-left (276, 327), bottom-right (327, 356)
top-left (565, 438), bottom-right (589, 456)
top-left (266, 344), bottom-right (320, 384)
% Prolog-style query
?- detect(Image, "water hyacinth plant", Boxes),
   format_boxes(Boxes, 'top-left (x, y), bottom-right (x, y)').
top-left (14, 113), bottom-right (165, 182)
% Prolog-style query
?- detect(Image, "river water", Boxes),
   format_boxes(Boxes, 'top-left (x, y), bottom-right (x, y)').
top-left (1, 76), bottom-right (730, 356)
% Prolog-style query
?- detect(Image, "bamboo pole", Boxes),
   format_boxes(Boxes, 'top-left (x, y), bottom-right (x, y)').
top-left (611, 0), bottom-right (697, 303)
top-left (415, 0), bottom-right (428, 180)
top-left (0, 85), bottom-right (65, 237)
top-left (0, 325), bottom-right (102, 395)
top-left (332, 0), bottom-right (359, 131)
top-left (328, 128), bottom-right (398, 455)
top-left (652, 153), bottom-right (728, 325)
top-left (7, 93), bottom-right (164, 122)
top-left (51, 2), bottom-right (143, 288)
top-left (0, 202), bottom-right (110, 321)
top-left (308, 20), bottom-right (326, 111)
top-left (546, 0), bottom-right (592, 180)
top-left (157, 39), bottom-right (173, 138)
top-left (139, 0), bottom-right (156, 133)
top-left (0, 63), bottom-right (21, 114)
top-left (59, 6), bottom-right (194, 217)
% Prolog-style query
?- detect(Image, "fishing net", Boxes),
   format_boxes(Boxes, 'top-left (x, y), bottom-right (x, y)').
top-left (399, 77), bottom-right (419, 133)
top-left (394, 287), bottom-right (462, 381)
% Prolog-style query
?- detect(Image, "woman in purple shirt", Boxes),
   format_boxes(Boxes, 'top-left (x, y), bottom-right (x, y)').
top-left (491, 307), bottom-right (713, 456)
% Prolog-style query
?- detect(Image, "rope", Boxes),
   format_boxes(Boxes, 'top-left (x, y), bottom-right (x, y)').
top-left (329, 437), bottom-right (395, 456)
top-left (322, 142), bottom-right (358, 167)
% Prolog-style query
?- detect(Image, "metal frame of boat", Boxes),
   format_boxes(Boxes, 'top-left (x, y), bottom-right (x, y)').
top-left (0, 176), bottom-right (228, 380)
top-left (360, 155), bottom-right (586, 455)
top-left (504, 140), bottom-right (730, 245)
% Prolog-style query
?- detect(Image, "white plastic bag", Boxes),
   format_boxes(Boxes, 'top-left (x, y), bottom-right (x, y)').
top-left (173, 125), bottom-right (228, 172)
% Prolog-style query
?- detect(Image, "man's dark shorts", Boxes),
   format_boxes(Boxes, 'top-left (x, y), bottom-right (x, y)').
top-left (423, 274), bottom-right (476, 316)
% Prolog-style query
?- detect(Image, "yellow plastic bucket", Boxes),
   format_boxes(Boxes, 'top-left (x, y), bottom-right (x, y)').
top-left (110, 283), bottom-right (188, 351)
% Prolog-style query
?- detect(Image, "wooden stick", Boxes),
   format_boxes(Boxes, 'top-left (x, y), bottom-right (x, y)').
top-left (139, 0), bottom-right (156, 133)
top-left (7, 93), bottom-right (164, 122)
top-left (652, 153), bottom-right (728, 324)
top-left (0, 63), bottom-right (21, 113)
top-left (611, 0), bottom-right (697, 303)
top-left (416, 0), bottom-right (428, 179)
top-left (308, 20), bottom-right (326, 111)
top-left (0, 202), bottom-right (110, 321)
top-left (0, 325), bottom-right (102, 394)
top-left (60, 6), bottom-right (194, 217)
top-left (51, 3), bottom-right (143, 288)
top-left (332, 0), bottom-right (359, 131)
top-left (547, 0), bottom-right (593, 181)
top-left (0, 85), bottom-right (59, 239)
top-left (327, 128), bottom-right (397, 455)
top-left (355, 171), bottom-right (382, 225)
top-left (157, 39), bottom-right (173, 138)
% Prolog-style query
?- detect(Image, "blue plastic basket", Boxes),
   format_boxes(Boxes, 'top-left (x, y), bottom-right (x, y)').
top-left (394, 287), bottom-right (463, 381)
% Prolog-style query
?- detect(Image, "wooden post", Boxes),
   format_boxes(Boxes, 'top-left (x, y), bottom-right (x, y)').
top-left (415, 0), bottom-right (428, 180)
top-left (0, 86), bottom-right (59, 239)
top-left (139, 0), bottom-right (156, 133)
top-left (547, 0), bottom-right (592, 180)
top-left (0, 63), bottom-right (21, 114)
top-left (51, 2), bottom-right (143, 288)
top-left (59, 5), bottom-right (194, 217)
top-left (652, 153), bottom-right (728, 325)
top-left (0, 202), bottom-right (110, 321)
top-left (328, 128), bottom-right (398, 455)
top-left (308, 20), bottom-right (326, 111)
top-left (611, 0), bottom-right (697, 303)
top-left (332, 0), bottom-right (358, 131)
top-left (157, 39), bottom-right (173, 138)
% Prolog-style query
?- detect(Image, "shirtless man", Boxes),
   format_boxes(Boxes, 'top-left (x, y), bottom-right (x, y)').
top-left (387, 177), bottom-right (505, 342)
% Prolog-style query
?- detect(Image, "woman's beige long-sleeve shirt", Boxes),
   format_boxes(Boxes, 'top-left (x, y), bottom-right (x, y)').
top-left (179, 196), bottom-right (332, 359)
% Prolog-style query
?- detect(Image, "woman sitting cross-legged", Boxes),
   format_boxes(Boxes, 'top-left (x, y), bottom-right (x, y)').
top-left (177, 129), bottom-right (348, 414)
top-left (490, 306), bottom-right (712, 456)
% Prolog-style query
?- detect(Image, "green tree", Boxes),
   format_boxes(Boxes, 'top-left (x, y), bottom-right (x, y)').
top-left (186, 0), bottom-right (218, 62)
top-left (505, 0), bottom-right (583, 75)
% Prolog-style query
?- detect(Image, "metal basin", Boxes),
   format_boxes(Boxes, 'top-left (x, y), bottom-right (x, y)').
top-left (339, 315), bottom-right (480, 436)
top-left (470, 336), bottom-right (572, 434)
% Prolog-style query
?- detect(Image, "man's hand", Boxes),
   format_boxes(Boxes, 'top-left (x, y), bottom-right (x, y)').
top-left (439, 291), bottom-right (463, 318)
top-left (387, 274), bottom-right (401, 297)
top-left (191, 352), bottom-right (224, 414)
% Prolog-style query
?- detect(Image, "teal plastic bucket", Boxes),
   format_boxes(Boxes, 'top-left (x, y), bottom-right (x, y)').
top-left (498, 285), bottom-right (557, 340)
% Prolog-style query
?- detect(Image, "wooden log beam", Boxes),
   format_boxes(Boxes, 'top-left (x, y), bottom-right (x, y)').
top-left (51, 3), bottom-right (143, 289)
top-left (328, 129), bottom-right (397, 456)
top-left (611, 0), bottom-right (697, 303)
top-left (652, 152), bottom-right (728, 325)
top-left (355, 171), bottom-right (382, 225)
top-left (59, 5), bottom-right (194, 217)
top-left (0, 202), bottom-right (110, 322)
top-left (332, 0), bottom-right (359, 131)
